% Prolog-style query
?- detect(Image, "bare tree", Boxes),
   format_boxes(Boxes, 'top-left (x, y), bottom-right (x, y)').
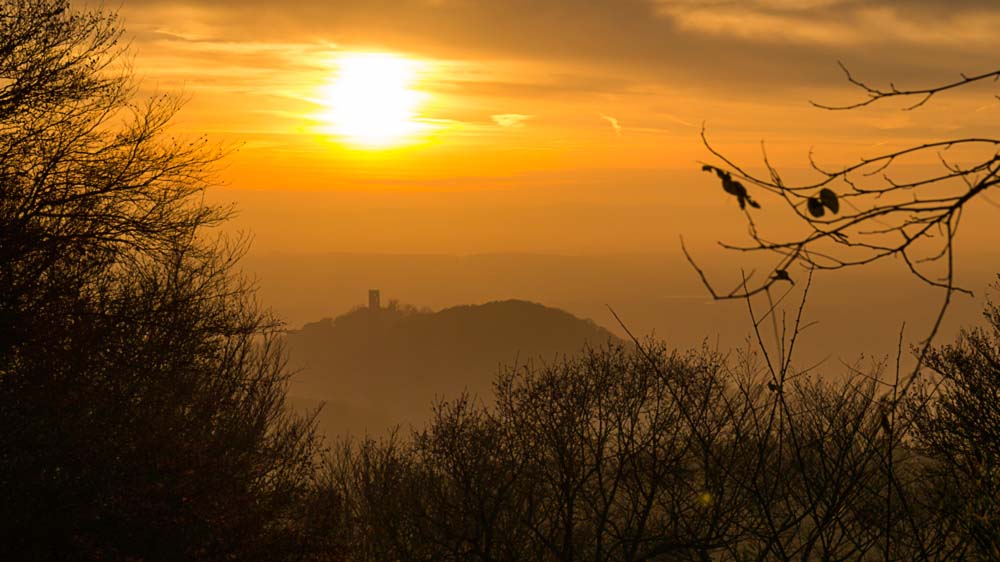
top-left (0, 2), bottom-right (339, 560)
top-left (673, 61), bottom-right (1000, 561)
top-left (688, 64), bottom-right (1000, 350)
top-left (328, 333), bottom-right (989, 561)
top-left (905, 291), bottom-right (1000, 560)
top-left (0, 0), bottom-right (227, 356)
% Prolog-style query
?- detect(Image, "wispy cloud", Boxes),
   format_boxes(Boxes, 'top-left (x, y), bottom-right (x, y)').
top-left (653, 0), bottom-right (1000, 47)
top-left (492, 113), bottom-right (533, 128)
top-left (600, 113), bottom-right (623, 135)
top-left (653, 1), bottom-right (860, 45)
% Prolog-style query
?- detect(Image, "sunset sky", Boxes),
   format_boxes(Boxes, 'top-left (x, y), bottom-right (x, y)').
top-left (119, 0), bottom-right (1000, 256)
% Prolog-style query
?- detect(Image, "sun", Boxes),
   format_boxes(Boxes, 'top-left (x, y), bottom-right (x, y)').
top-left (317, 53), bottom-right (428, 148)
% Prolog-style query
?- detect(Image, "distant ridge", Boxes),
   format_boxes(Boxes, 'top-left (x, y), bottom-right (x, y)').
top-left (285, 298), bottom-right (620, 436)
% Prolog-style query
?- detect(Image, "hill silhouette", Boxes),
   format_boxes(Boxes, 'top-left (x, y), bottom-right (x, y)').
top-left (285, 298), bottom-right (620, 436)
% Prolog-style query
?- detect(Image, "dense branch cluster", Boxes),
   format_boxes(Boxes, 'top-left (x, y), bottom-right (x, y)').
top-left (325, 303), bottom-right (1000, 561)
top-left (0, 2), bottom-right (339, 559)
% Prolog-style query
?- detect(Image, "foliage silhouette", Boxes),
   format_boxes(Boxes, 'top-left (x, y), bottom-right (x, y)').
top-left (0, 2), bottom-right (339, 560)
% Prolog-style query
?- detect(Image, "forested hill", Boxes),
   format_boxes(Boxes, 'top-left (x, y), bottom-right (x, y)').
top-left (285, 299), bottom-right (620, 436)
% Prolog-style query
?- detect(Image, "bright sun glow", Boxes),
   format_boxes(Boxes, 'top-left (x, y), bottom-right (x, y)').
top-left (317, 53), bottom-right (427, 148)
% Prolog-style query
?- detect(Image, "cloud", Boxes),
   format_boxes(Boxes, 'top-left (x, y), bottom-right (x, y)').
top-left (492, 113), bottom-right (533, 128)
top-left (657, 5), bottom-right (858, 45)
top-left (120, 0), bottom-right (1000, 113)
top-left (600, 113), bottom-right (623, 135)
top-left (653, 0), bottom-right (1000, 48)
top-left (123, 1), bottom-right (1000, 55)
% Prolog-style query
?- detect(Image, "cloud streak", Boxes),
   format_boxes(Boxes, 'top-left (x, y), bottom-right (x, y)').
top-left (492, 113), bottom-right (533, 128)
top-left (121, 0), bottom-right (1000, 102)
top-left (600, 114), bottom-right (623, 135)
top-left (654, 0), bottom-right (1000, 48)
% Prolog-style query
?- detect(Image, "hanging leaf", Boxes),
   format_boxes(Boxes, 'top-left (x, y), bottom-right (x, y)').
top-left (807, 197), bottom-right (825, 218)
top-left (771, 269), bottom-right (792, 282)
top-left (722, 177), bottom-right (743, 197)
top-left (819, 188), bottom-right (839, 214)
top-left (701, 165), bottom-right (761, 210)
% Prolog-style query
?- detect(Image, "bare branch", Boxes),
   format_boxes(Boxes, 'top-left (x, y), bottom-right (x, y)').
top-left (810, 61), bottom-right (1000, 111)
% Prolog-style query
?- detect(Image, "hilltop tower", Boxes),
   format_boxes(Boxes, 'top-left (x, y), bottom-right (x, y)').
top-left (368, 289), bottom-right (380, 311)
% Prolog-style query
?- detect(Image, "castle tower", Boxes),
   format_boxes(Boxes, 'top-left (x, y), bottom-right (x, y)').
top-left (368, 289), bottom-right (380, 311)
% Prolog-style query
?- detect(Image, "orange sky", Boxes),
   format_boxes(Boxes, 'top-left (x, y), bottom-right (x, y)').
top-left (117, 0), bottom-right (1000, 256)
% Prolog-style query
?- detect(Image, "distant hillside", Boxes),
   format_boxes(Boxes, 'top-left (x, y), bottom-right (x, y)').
top-left (245, 253), bottom-right (996, 374)
top-left (285, 299), bottom-right (620, 436)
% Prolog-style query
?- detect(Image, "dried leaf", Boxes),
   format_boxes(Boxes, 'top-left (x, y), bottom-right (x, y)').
top-left (819, 188), bottom-right (839, 214)
top-left (701, 165), bottom-right (760, 210)
top-left (807, 198), bottom-right (825, 218)
top-left (772, 269), bottom-right (792, 282)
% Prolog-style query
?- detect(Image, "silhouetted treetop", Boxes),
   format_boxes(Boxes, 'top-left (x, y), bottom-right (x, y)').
top-left (0, 0), bottom-right (227, 272)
